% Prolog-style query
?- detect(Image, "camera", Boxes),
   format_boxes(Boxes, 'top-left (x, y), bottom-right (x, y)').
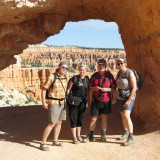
top-left (98, 94), bottom-right (104, 100)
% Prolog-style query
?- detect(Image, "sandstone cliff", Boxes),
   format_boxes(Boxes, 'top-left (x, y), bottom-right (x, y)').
top-left (0, 45), bottom-right (125, 103)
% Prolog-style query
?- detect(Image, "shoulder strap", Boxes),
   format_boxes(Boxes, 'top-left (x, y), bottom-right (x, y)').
top-left (116, 71), bottom-right (120, 80)
top-left (106, 70), bottom-right (111, 79)
top-left (50, 72), bottom-right (57, 89)
top-left (126, 69), bottom-right (132, 82)
top-left (92, 72), bottom-right (97, 87)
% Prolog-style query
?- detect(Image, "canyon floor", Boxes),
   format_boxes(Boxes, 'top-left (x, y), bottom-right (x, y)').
top-left (0, 105), bottom-right (159, 160)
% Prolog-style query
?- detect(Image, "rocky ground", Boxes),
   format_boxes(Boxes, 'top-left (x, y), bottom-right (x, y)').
top-left (0, 104), bottom-right (159, 160)
top-left (0, 81), bottom-right (40, 107)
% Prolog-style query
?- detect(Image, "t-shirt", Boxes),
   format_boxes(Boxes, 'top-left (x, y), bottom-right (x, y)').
top-left (70, 75), bottom-right (89, 98)
top-left (89, 71), bottom-right (116, 102)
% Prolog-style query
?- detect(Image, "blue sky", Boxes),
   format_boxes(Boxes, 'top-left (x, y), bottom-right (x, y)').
top-left (42, 20), bottom-right (124, 49)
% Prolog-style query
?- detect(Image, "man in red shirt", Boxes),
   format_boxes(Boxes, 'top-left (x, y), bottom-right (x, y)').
top-left (84, 59), bottom-right (116, 142)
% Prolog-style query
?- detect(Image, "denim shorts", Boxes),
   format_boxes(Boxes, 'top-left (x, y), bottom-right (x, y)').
top-left (116, 99), bottom-right (135, 112)
top-left (48, 105), bottom-right (66, 124)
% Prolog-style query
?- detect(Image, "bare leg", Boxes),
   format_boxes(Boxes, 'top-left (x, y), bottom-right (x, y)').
top-left (123, 110), bottom-right (133, 133)
top-left (42, 123), bottom-right (55, 143)
top-left (76, 127), bottom-right (81, 137)
top-left (53, 120), bottom-right (62, 141)
top-left (89, 116), bottom-right (98, 131)
top-left (101, 114), bottom-right (107, 130)
top-left (71, 127), bottom-right (77, 139)
top-left (120, 111), bottom-right (128, 131)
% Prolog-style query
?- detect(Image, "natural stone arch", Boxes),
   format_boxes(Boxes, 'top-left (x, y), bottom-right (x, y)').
top-left (0, 0), bottom-right (160, 124)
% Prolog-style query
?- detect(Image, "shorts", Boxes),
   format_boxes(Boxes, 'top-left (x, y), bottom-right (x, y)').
top-left (116, 99), bottom-right (135, 112)
top-left (91, 99), bottom-right (111, 116)
top-left (48, 104), bottom-right (66, 124)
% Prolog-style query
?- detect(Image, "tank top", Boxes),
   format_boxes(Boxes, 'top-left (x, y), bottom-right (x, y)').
top-left (116, 69), bottom-right (135, 100)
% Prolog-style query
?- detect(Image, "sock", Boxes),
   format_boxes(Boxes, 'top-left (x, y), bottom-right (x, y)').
top-left (124, 130), bottom-right (128, 133)
top-left (129, 133), bottom-right (133, 138)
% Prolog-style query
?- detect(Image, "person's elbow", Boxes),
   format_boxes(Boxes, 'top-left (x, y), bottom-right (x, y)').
top-left (132, 86), bottom-right (137, 92)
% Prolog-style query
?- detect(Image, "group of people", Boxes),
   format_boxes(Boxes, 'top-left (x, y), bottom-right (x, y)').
top-left (40, 58), bottom-right (137, 151)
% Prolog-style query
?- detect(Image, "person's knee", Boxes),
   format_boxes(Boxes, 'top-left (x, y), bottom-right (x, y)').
top-left (123, 112), bottom-right (131, 120)
top-left (101, 114), bottom-right (107, 120)
top-left (91, 116), bottom-right (98, 122)
top-left (48, 123), bottom-right (55, 128)
top-left (56, 120), bottom-right (62, 126)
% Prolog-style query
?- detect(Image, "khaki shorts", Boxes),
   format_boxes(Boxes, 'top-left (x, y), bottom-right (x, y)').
top-left (48, 104), bottom-right (66, 124)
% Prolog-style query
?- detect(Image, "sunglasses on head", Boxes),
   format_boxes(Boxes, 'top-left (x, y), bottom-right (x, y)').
top-left (62, 66), bottom-right (68, 69)
top-left (117, 63), bottom-right (123, 66)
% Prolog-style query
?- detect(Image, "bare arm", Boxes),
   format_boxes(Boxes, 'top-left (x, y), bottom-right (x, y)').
top-left (41, 87), bottom-right (48, 109)
top-left (66, 80), bottom-right (73, 94)
top-left (124, 71), bottom-right (137, 108)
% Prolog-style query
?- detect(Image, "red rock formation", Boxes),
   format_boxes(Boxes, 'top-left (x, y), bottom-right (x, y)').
top-left (0, 0), bottom-right (160, 123)
top-left (0, 45), bottom-right (124, 101)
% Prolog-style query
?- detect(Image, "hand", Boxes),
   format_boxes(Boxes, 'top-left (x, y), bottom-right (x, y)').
top-left (123, 100), bottom-right (131, 108)
top-left (112, 98), bottom-right (117, 104)
top-left (101, 88), bottom-right (110, 92)
top-left (42, 102), bottom-right (49, 110)
top-left (95, 86), bottom-right (100, 91)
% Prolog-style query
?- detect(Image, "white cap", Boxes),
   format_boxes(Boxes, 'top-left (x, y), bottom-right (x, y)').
top-left (116, 58), bottom-right (125, 63)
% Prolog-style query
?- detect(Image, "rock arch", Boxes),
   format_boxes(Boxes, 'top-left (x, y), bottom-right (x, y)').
top-left (0, 0), bottom-right (160, 123)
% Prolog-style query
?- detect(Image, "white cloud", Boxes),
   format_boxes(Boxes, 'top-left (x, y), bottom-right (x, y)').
top-left (65, 20), bottom-right (118, 30)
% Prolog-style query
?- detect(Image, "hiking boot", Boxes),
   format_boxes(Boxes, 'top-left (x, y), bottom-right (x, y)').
top-left (83, 132), bottom-right (95, 143)
top-left (101, 130), bottom-right (107, 141)
top-left (40, 143), bottom-right (49, 151)
top-left (119, 130), bottom-right (129, 140)
top-left (124, 136), bottom-right (135, 146)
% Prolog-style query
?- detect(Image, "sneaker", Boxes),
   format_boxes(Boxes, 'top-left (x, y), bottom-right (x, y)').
top-left (40, 143), bottom-right (49, 151)
top-left (101, 130), bottom-right (107, 141)
top-left (124, 136), bottom-right (135, 146)
top-left (119, 131), bottom-right (129, 140)
top-left (83, 132), bottom-right (95, 143)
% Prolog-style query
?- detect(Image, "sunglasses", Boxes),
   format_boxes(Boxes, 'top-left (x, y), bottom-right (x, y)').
top-left (62, 66), bottom-right (68, 70)
top-left (117, 63), bottom-right (123, 66)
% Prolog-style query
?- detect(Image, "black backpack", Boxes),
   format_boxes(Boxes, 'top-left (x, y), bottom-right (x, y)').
top-left (46, 72), bottom-right (67, 100)
top-left (131, 69), bottom-right (143, 91)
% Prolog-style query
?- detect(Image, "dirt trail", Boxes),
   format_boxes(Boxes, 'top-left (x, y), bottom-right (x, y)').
top-left (0, 105), bottom-right (160, 160)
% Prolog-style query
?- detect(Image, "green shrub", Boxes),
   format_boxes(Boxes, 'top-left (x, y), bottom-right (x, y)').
top-left (0, 95), bottom-right (4, 100)
top-left (67, 66), bottom-right (75, 73)
top-left (88, 63), bottom-right (96, 72)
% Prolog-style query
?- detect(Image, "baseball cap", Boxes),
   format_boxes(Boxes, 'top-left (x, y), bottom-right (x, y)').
top-left (97, 59), bottom-right (106, 64)
top-left (59, 61), bottom-right (68, 66)
top-left (116, 58), bottom-right (125, 63)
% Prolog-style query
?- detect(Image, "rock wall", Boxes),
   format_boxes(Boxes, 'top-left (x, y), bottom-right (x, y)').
top-left (0, 45), bottom-right (124, 100)
top-left (0, 0), bottom-right (160, 123)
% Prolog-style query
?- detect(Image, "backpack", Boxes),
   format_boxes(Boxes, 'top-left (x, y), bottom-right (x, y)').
top-left (46, 72), bottom-right (67, 100)
top-left (131, 69), bottom-right (143, 91)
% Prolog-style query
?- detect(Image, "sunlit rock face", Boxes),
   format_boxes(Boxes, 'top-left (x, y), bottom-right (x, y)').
top-left (0, 0), bottom-right (160, 123)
